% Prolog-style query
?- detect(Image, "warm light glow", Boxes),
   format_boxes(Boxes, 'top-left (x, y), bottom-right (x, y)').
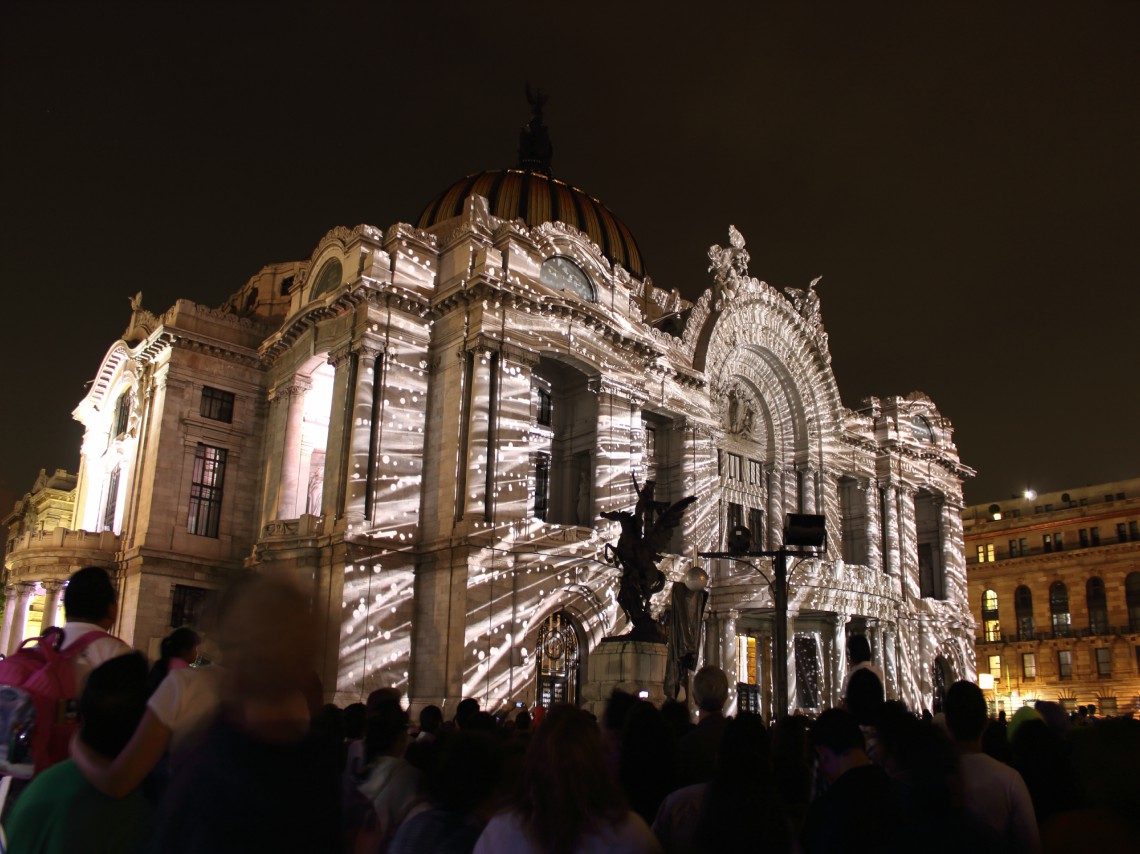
top-left (1023, 489), bottom-right (1037, 500)
top-left (978, 673), bottom-right (994, 690)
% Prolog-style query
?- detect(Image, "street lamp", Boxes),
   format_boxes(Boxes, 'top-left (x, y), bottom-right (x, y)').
top-left (701, 513), bottom-right (827, 719)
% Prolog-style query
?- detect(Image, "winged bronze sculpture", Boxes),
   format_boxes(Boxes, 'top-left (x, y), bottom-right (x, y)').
top-left (602, 478), bottom-right (697, 642)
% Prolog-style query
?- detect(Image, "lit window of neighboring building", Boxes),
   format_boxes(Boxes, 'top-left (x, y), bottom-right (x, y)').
top-left (1058, 650), bottom-right (1072, 678)
top-left (1053, 531), bottom-right (1062, 551)
top-left (1087, 577), bottom-right (1109, 634)
top-left (976, 543), bottom-right (995, 563)
top-left (1043, 533), bottom-right (1054, 553)
top-left (1096, 647), bottom-right (1112, 677)
top-left (1050, 581), bottom-right (1071, 635)
top-left (982, 590), bottom-right (1000, 642)
top-left (1022, 653), bottom-right (1037, 679)
top-left (188, 444), bottom-right (227, 538)
top-left (200, 386), bottom-right (235, 423)
top-left (988, 654), bottom-right (1002, 681)
top-left (1126, 572), bottom-right (1140, 632)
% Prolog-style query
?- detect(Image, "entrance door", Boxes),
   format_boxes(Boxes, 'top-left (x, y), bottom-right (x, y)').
top-left (537, 612), bottom-right (580, 707)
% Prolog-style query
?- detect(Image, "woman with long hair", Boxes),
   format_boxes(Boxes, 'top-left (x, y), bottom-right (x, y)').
top-left (147, 626), bottom-right (200, 695)
top-left (474, 704), bottom-right (660, 854)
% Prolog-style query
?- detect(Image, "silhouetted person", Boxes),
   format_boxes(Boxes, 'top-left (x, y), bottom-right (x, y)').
top-left (675, 666), bottom-right (728, 787)
top-left (146, 627), bottom-right (200, 696)
top-left (618, 700), bottom-right (676, 826)
top-left (801, 709), bottom-right (896, 854)
top-left (62, 566), bottom-right (132, 691)
top-left (840, 634), bottom-right (883, 698)
top-left (454, 698), bottom-right (480, 730)
top-left (474, 704), bottom-right (660, 853)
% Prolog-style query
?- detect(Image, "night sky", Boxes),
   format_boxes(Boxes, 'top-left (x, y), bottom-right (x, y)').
top-left (2, 2), bottom-right (1137, 515)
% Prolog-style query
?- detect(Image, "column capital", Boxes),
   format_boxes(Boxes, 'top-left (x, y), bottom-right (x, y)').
top-left (270, 376), bottom-right (312, 402)
top-left (586, 375), bottom-right (646, 406)
top-left (832, 613), bottom-right (848, 631)
top-left (40, 579), bottom-right (64, 592)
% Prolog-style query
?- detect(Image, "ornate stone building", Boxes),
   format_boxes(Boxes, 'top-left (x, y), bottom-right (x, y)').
top-left (3, 146), bottom-right (974, 717)
top-left (965, 479), bottom-right (1140, 715)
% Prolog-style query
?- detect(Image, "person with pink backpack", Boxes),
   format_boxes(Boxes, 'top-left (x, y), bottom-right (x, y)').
top-left (0, 566), bottom-right (130, 815)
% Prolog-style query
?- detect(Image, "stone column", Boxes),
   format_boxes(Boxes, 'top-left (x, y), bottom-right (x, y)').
top-left (797, 464), bottom-right (817, 514)
top-left (819, 468), bottom-right (840, 561)
top-left (461, 345), bottom-right (494, 521)
top-left (589, 378), bottom-right (643, 516)
top-left (897, 487), bottom-right (920, 600)
top-left (940, 497), bottom-right (967, 605)
top-left (274, 378), bottom-right (311, 520)
top-left (766, 466), bottom-right (783, 549)
top-left (863, 478), bottom-right (883, 572)
top-left (345, 345), bottom-right (382, 528)
top-left (882, 623), bottom-right (899, 700)
top-left (784, 607), bottom-right (799, 716)
top-left (881, 483), bottom-right (900, 577)
top-left (720, 610), bottom-right (739, 698)
top-left (0, 586), bottom-right (17, 655)
top-left (40, 580), bottom-right (64, 629)
top-left (7, 583), bottom-right (35, 654)
top-left (831, 613), bottom-right (848, 706)
top-left (323, 347), bottom-right (358, 520)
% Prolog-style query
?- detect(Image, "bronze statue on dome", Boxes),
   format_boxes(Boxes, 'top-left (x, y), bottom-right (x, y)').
top-left (602, 477), bottom-right (697, 643)
top-left (519, 85), bottom-right (553, 175)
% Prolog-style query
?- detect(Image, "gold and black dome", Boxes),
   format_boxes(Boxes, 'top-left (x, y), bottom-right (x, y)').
top-left (416, 169), bottom-right (645, 279)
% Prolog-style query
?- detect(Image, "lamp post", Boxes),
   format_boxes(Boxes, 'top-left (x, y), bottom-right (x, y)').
top-left (701, 513), bottom-right (826, 719)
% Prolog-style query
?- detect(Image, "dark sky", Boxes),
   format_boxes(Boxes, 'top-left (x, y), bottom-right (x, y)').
top-left (2, 2), bottom-right (1137, 512)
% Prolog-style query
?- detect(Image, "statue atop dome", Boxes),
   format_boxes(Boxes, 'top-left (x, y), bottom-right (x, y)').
top-left (519, 85), bottom-right (553, 175)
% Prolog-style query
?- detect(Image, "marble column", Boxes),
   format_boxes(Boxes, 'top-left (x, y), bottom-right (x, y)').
top-left (940, 498), bottom-right (966, 605)
top-left (7, 583), bottom-right (35, 654)
top-left (345, 345), bottom-right (382, 527)
top-left (0, 586), bottom-right (17, 656)
top-left (863, 478), bottom-right (883, 572)
top-left (720, 610), bottom-right (739, 693)
top-left (323, 346), bottom-right (359, 521)
top-left (882, 623), bottom-right (899, 700)
top-left (881, 483), bottom-right (900, 577)
top-left (276, 378), bottom-right (311, 520)
top-left (40, 580), bottom-right (64, 630)
top-left (766, 466), bottom-right (783, 549)
top-left (898, 487), bottom-right (920, 600)
top-left (819, 468), bottom-right (840, 561)
top-left (831, 613), bottom-right (848, 706)
top-left (784, 607), bottom-right (799, 715)
top-left (461, 346), bottom-right (494, 521)
top-left (797, 464), bottom-right (817, 514)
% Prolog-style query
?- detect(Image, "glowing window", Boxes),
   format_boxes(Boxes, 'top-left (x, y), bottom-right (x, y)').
top-left (988, 654), bottom-right (1002, 680)
top-left (1022, 653), bottom-right (1037, 679)
top-left (539, 256), bottom-right (595, 302)
top-left (1050, 582), bottom-right (1071, 635)
top-left (1087, 578), bottom-right (1108, 634)
top-left (1015, 586), bottom-right (1034, 640)
top-left (308, 259), bottom-right (343, 301)
top-left (982, 590), bottom-right (1000, 642)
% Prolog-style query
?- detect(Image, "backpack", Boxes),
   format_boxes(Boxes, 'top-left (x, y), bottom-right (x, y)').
top-left (0, 626), bottom-right (110, 778)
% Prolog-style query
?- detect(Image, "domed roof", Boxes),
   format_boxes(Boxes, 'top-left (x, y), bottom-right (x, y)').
top-left (416, 169), bottom-right (645, 278)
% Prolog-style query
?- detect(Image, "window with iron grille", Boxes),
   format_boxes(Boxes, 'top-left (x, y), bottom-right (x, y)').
top-left (536, 389), bottom-right (552, 427)
top-left (170, 584), bottom-right (214, 629)
top-left (102, 467), bottom-right (120, 532)
top-left (188, 444), bottom-right (227, 538)
top-left (533, 454), bottom-right (550, 521)
top-left (200, 386), bottom-right (235, 423)
top-left (113, 391), bottom-right (131, 438)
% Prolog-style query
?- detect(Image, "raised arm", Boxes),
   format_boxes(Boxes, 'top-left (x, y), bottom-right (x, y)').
top-left (71, 707), bottom-right (172, 798)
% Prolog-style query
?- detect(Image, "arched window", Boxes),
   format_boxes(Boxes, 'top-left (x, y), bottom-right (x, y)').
top-left (1086, 577), bottom-right (1108, 634)
top-left (1126, 572), bottom-right (1140, 632)
top-left (981, 590), bottom-right (1000, 642)
top-left (536, 612), bottom-right (581, 708)
top-left (1049, 581), bottom-right (1071, 636)
top-left (1014, 586), bottom-right (1034, 641)
top-left (308, 259), bottom-right (343, 301)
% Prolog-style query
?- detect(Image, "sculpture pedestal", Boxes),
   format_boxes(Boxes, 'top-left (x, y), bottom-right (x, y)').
top-left (580, 639), bottom-right (667, 717)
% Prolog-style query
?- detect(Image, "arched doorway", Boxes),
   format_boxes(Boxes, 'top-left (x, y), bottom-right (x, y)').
top-left (536, 612), bottom-right (581, 707)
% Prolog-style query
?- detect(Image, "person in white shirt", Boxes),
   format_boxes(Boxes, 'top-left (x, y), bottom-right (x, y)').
top-left (61, 566), bottom-right (132, 691)
top-left (945, 680), bottom-right (1041, 854)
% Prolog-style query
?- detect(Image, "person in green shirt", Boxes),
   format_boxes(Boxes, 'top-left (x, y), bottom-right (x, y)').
top-left (5, 653), bottom-right (154, 854)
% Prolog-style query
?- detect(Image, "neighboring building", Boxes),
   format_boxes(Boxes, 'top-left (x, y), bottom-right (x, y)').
top-left (2, 115), bottom-right (974, 717)
top-left (964, 479), bottom-right (1140, 716)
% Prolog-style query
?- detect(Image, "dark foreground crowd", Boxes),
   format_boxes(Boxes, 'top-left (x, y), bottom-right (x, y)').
top-left (3, 569), bottom-right (1139, 854)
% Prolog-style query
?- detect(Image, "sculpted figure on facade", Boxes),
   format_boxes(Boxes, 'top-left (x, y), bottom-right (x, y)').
top-left (601, 479), bottom-right (697, 642)
top-left (708, 225), bottom-right (751, 310)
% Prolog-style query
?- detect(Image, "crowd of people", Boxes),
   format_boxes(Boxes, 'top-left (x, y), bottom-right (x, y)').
top-left (2, 566), bottom-right (1139, 853)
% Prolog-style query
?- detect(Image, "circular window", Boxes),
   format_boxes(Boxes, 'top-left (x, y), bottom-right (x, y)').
top-left (540, 256), bottom-right (594, 302)
top-left (309, 259), bottom-right (343, 300)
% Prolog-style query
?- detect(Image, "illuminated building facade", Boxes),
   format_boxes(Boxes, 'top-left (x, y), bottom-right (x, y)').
top-left (3, 159), bottom-right (974, 716)
top-left (965, 479), bottom-right (1140, 715)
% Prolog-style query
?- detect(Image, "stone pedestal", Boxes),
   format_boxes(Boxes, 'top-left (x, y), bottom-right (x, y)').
top-left (580, 639), bottom-right (667, 717)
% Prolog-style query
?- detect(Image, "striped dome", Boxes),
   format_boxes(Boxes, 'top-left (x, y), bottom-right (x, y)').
top-left (417, 169), bottom-right (645, 278)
